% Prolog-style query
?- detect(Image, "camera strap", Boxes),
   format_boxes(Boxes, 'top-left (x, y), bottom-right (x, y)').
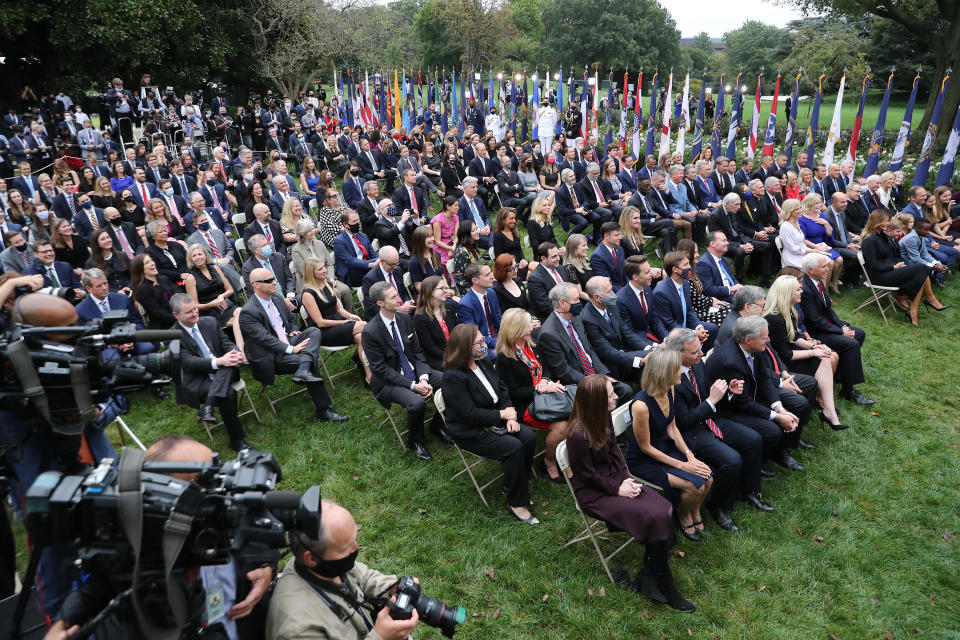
top-left (117, 447), bottom-right (190, 640)
top-left (292, 563), bottom-right (375, 633)
top-left (5, 337), bottom-right (52, 424)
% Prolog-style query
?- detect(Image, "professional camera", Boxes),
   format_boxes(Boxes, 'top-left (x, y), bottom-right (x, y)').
top-left (379, 575), bottom-right (465, 638)
top-left (0, 307), bottom-right (179, 436)
top-left (14, 447), bottom-right (321, 638)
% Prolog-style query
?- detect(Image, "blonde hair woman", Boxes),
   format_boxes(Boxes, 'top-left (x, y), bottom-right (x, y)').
top-left (494, 308), bottom-right (569, 481)
top-left (185, 243), bottom-right (244, 354)
top-left (778, 198), bottom-right (828, 270)
top-left (618, 206), bottom-right (646, 260)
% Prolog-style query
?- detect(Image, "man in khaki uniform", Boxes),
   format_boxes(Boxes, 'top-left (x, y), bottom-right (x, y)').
top-left (266, 500), bottom-right (420, 640)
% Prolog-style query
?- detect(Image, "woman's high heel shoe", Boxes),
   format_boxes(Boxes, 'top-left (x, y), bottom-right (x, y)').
top-left (904, 310), bottom-right (921, 328)
top-left (819, 411), bottom-right (849, 431)
top-left (923, 300), bottom-right (949, 311)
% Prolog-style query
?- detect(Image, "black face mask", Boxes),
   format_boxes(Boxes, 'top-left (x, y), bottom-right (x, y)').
top-left (123, 195), bottom-right (135, 203)
top-left (109, 217), bottom-right (122, 226)
top-left (15, 244), bottom-right (27, 253)
top-left (310, 548), bottom-right (359, 578)
top-left (350, 168), bottom-right (361, 176)
top-left (347, 222), bottom-right (361, 233)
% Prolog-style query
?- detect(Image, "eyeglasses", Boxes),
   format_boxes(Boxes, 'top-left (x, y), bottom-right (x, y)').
top-left (508, 265), bottom-right (518, 272)
top-left (254, 277), bottom-right (276, 284)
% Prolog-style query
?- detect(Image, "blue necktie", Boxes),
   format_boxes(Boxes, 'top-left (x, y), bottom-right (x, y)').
top-left (717, 256), bottom-right (737, 286)
top-left (746, 354), bottom-right (755, 378)
top-left (390, 321), bottom-right (416, 380)
top-left (679, 284), bottom-right (687, 325)
top-left (469, 199), bottom-right (483, 228)
top-left (834, 211), bottom-right (847, 244)
top-left (191, 326), bottom-right (216, 380)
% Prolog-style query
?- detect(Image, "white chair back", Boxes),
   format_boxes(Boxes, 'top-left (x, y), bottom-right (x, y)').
top-left (556, 440), bottom-right (570, 472)
top-left (611, 403), bottom-right (632, 437)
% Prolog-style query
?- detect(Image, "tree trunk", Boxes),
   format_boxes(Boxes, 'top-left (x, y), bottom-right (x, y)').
top-left (913, 5), bottom-right (960, 141)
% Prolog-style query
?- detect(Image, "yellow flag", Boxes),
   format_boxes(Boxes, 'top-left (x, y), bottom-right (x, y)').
top-left (393, 70), bottom-right (401, 129)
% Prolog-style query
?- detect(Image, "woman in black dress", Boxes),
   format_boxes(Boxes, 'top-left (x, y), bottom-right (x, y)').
top-left (618, 205), bottom-right (646, 260)
top-left (676, 239), bottom-right (730, 326)
top-left (301, 258), bottom-right (371, 382)
top-left (51, 217), bottom-right (89, 270)
top-left (565, 374), bottom-right (692, 611)
top-left (526, 192), bottom-right (558, 252)
top-left (860, 210), bottom-right (946, 327)
top-left (185, 243), bottom-right (244, 353)
top-left (144, 220), bottom-right (191, 284)
top-left (118, 188), bottom-right (146, 228)
top-left (408, 225), bottom-right (447, 294)
top-left (441, 153), bottom-right (466, 199)
top-left (85, 229), bottom-right (131, 292)
top-left (491, 253), bottom-right (532, 313)
top-left (563, 233), bottom-right (595, 290)
top-left (492, 208), bottom-right (532, 280)
top-left (91, 176), bottom-right (120, 211)
top-left (764, 275), bottom-right (845, 429)
top-left (130, 253), bottom-right (182, 330)
top-left (413, 275), bottom-right (459, 370)
top-left (243, 181), bottom-right (269, 225)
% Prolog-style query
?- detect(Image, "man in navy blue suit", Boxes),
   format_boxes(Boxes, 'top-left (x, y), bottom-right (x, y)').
top-left (71, 192), bottom-right (106, 238)
top-left (456, 262), bottom-right (502, 354)
top-left (458, 177), bottom-right (492, 249)
top-left (590, 221), bottom-right (627, 290)
top-left (581, 275), bottom-right (650, 382)
top-left (199, 169), bottom-right (230, 215)
top-left (694, 231), bottom-right (744, 305)
top-left (616, 255), bottom-right (663, 348)
top-left (75, 268), bottom-right (156, 357)
top-left (652, 251), bottom-right (717, 349)
top-left (12, 160), bottom-right (40, 201)
top-left (332, 209), bottom-right (378, 287)
top-left (618, 155), bottom-right (639, 192)
top-left (23, 240), bottom-right (83, 295)
top-left (341, 163), bottom-right (365, 208)
top-left (129, 167), bottom-right (159, 208)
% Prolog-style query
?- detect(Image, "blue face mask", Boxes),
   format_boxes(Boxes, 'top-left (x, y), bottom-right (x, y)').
top-left (743, 191), bottom-right (753, 200)
top-left (164, 187), bottom-right (174, 196)
top-left (37, 211), bottom-right (49, 220)
top-left (206, 179), bottom-right (216, 186)
top-left (82, 201), bottom-right (93, 209)
top-left (568, 302), bottom-right (583, 316)
top-left (261, 244), bottom-right (273, 258)
top-left (198, 222), bottom-right (210, 231)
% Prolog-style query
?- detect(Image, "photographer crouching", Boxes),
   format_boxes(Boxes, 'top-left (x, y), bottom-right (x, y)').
top-left (267, 503), bottom-right (465, 640)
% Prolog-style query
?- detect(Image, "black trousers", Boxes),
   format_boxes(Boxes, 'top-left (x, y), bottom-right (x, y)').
top-left (455, 425), bottom-right (536, 508)
top-left (720, 411), bottom-right (782, 465)
top-left (713, 417), bottom-right (765, 497)
top-left (814, 326), bottom-right (866, 390)
top-left (275, 327), bottom-right (332, 412)
top-left (833, 246), bottom-right (860, 284)
top-left (382, 370), bottom-right (443, 445)
top-left (641, 218), bottom-right (678, 252)
top-left (682, 425), bottom-right (743, 510)
top-left (683, 212), bottom-right (709, 244)
top-left (586, 206), bottom-right (614, 241)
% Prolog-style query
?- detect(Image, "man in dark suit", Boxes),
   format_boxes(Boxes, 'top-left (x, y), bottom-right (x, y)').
top-left (467, 143), bottom-right (499, 208)
top-left (695, 231), bottom-right (743, 305)
top-left (12, 160), bottom-right (40, 199)
top-left (578, 163), bottom-right (615, 242)
top-left (716, 286), bottom-right (766, 346)
top-left (199, 169), bottom-right (230, 216)
top-left (241, 234), bottom-right (296, 306)
top-left (24, 240), bottom-right (82, 294)
top-left (50, 176), bottom-right (81, 220)
top-left (391, 169), bottom-right (427, 220)
top-left (102, 206), bottom-right (144, 259)
top-left (170, 294), bottom-right (250, 450)
top-left (342, 164), bottom-right (366, 209)
top-left (396, 145), bottom-right (440, 200)
top-left (581, 275), bottom-right (649, 382)
top-left (537, 281), bottom-right (632, 405)
top-left (843, 184), bottom-right (869, 235)
top-left (811, 164), bottom-right (827, 198)
top-left (456, 263), bottom-right (502, 353)
top-left (265, 126), bottom-right (289, 161)
top-left (710, 157), bottom-right (735, 197)
top-left (526, 242), bottom-right (573, 321)
top-left (497, 163), bottom-right (535, 220)
top-left (71, 192), bottom-right (107, 238)
top-left (332, 209), bottom-right (378, 287)
top-left (75, 268), bottom-right (155, 358)
top-left (245, 203), bottom-right (285, 256)
top-left (361, 281), bottom-right (447, 461)
top-left (144, 155), bottom-right (169, 185)
top-left (554, 169), bottom-right (593, 237)
top-left (238, 267), bottom-right (348, 423)
top-left (458, 178), bottom-right (492, 249)
top-left (664, 327), bottom-right (768, 525)
top-left (356, 138), bottom-right (395, 194)
top-left (169, 161), bottom-right (198, 199)
top-left (824, 191), bottom-right (862, 286)
top-left (129, 167), bottom-right (159, 209)
top-left (618, 155), bottom-right (639, 192)
top-left (734, 158), bottom-right (753, 185)
top-left (372, 199), bottom-right (415, 265)
top-left (799, 254), bottom-right (872, 404)
top-left (616, 255), bottom-right (663, 347)
top-left (705, 315), bottom-right (800, 505)
top-left (750, 154), bottom-right (774, 183)
top-left (361, 246), bottom-right (415, 320)
top-left (590, 221), bottom-right (627, 290)
top-left (627, 175), bottom-right (681, 252)
top-left (268, 175), bottom-right (297, 220)
top-left (651, 251), bottom-right (717, 349)
top-left (558, 146), bottom-right (586, 182)
top-left (787, 152), bottom-right (808, 178)
top-left (824, 163), bottom-right (845, 202)
top-left (354, 178), bottom-right (380, 236)
top-left (708, 193), bottom-right (772, 284)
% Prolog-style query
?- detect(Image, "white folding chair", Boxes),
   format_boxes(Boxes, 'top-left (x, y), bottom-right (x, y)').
top-left (488, 246), bottom-right (495, 261)
top-left (231, 212), bottom-right (246, 238)
top-left (557, 440), bottom-right (634, 584)
top-left (198, 378), bottom-right (262, 441)
top-left (774, 235), bottom-right (783, 261)
top-left (360, 349), bottom-right (408, 447)
top-left (611, 403), bottom-right (664, 493)
top-left (371, 238), bottom-right (381, 251)
top-left (434, 389), bottom-right (503, 508)
top-left (114, 416), bottom-right (147, 450)
top-left (234, 238), bottom-right (248, 261)
top-left (852, 251), bottom-right (899, 323)
top-left (299, 306), bottom-right (356, 387)
top-left (402, 271), bottom-right (415, 299)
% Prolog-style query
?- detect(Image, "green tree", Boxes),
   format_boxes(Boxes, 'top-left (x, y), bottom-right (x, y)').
top-left (689, 31), bottom-right (714, 53)
top-left (780, 19), bottom-right (869, 93)
top-left (414, 0), bottom-right (518, 70)
top-left (722, 21), bottom-right (794, 83)
top-left (777, 0), bottom-right (960, 138)
top-left (540, 0), bottom-right (680, 75)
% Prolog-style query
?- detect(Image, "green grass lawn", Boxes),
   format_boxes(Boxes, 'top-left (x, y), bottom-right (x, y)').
top-left (12, 213), bottom-right (959, 638)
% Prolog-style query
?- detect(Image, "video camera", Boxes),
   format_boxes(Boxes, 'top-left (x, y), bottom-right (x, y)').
top-left (0, 308), bottom-right (180, 437)
top-left (13, 447), bottom-right (321, 639)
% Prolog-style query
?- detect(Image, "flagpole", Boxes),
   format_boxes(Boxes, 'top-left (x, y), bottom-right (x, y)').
top-left (711, 71), bottom-right (725, 160)
top-left (761, 70), bottom-right (781, 157)
top-left (913, 69), bottom-right (951, 187)
top-left (747, 68), bottom-right (764, 159)
top-left (782, 69), bottom-right (802, 162)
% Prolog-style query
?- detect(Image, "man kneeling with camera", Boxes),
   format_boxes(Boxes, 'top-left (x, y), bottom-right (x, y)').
top-left (267, 500), bottom-right (463, 640)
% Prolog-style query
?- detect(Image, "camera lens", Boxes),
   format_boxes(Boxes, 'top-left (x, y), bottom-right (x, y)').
top-left (415, 595), bottom-right (466, 638)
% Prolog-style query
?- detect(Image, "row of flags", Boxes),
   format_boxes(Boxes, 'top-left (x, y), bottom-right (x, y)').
top-left (331, 67), bottom-right (960, 187)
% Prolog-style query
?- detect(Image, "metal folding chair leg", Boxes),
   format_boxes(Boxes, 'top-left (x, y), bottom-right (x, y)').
top-left (317, 346), bottom-right (357, 389)
top-left (115, 416), bottom-right (146, 451)
top-left (258, 382), bottom-right (307, 415)
top-left (450, 444), bottom-right (504, 509)
top-left (199, 379), bottom-right (261, 441)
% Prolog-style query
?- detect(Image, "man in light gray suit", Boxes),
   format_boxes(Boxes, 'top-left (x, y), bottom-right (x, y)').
top-left (77, 121), bottom-right (104, 159)
top-left (186, 209), bottom-right (243, 292)
top-left (0, 230), bottom-right (35, 273)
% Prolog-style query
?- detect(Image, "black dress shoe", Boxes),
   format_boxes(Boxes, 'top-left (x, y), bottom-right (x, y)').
top-left (743, 492), bottom-right (775, 512)
top-left (797, 438), bottom-right (817, 449)
top-left (317, 408), bottom-right (349, 423)
top-left (679, 524), bottom-right (700, 542)
top-left (709, 508), bottom-right (739, 532)
top-left (230, 439), bottom-right (252, 452)
top-left (151, 386), bottom-right (170, 399)
top-left (430, 424), bottom-right (456, 444)
top-left (760, 467), bottom-right (776, 478)
top-left (775, 452), bottom-right (805, 471)
top-left (409, 441), bottom-right (433, 461)
top-left (841, 388), bottom-right (875, 405)
top-left (292, 370), bottom-right (323, 384)
top-left (197, 406), bottom-right (217, 423)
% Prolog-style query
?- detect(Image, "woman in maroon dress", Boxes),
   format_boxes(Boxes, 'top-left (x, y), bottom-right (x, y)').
top-left (565, 375), bottom-right (694, 612)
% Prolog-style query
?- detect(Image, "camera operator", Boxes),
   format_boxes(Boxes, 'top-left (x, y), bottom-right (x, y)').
top-left (104, 78), bottom-right (137, 144)
top-left (1, 278), bottom-right (126, 619)
top-left (266, 500), bottom-right (420, 640)
top-left (44, 435), bottom-right (275, 640)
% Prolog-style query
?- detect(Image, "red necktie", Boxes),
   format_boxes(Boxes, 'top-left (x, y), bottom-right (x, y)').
top-left (639, 290), bottom-right (647, 314)
top-left (765, 345), bottom-right (780, 375)
top-left (610, 246), bottom-right (618, 267)
top-left (205, 232), bottom-right (222, 259)
top-left (689, 370), bottom-right (723, 439)
top-left (551, 268), bottom-right (562, 284)
top-left (263, 223), bottom-right (272, 243)
top-left (482, 294), bottom-right (498, 338)
top-left (408, 187), bottom-right (418, 214)
top-left (817, 281), bottom-right (827, 305)
top-left (567, 324), bottom-right (595, 375)
top-left (352, 234), bottom-right (368, 258)
top-left (140, 183), bottom-right (149, 207)
top-left (592, 180), bottom-right (603, 201)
